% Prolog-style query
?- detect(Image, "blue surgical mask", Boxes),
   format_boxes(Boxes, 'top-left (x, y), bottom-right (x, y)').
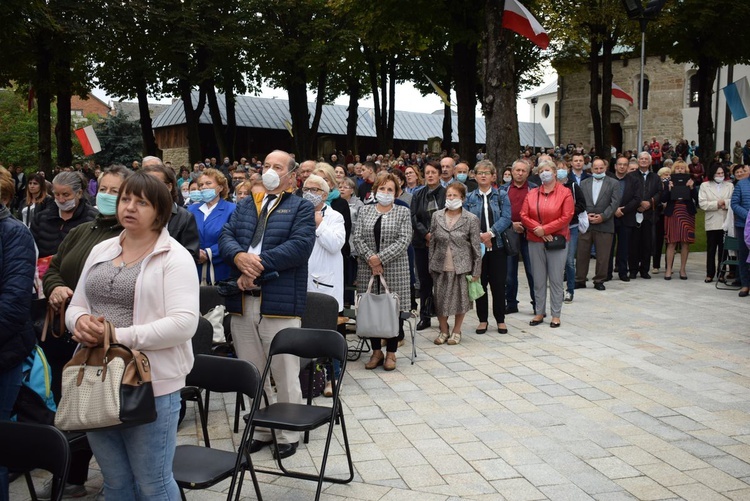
top-left (189, 190), bottom-right (203, 202)
top-left (557, 169), bottom-right (568, 181)
top-left (456, 173), bottom-right (468, 183)
top-left (592, 172), bottom-right (606, 180)
top-left (539, 171), bottom-right (555, 184)
top-left (96, 192), bottom-right (118, 216)
top-left (201, 188), bottom-right (217, 201)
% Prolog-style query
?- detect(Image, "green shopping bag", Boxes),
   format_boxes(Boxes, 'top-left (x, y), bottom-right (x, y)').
top-left (466, 276), bottom-right (485, 301)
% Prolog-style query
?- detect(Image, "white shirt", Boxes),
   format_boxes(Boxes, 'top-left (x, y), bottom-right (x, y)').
top-left (199, 200), bottom-right (219, 218)
top-left (247, 194), bottom-right (280, 255)
top-left (592, 178), bottom-right (603, 205)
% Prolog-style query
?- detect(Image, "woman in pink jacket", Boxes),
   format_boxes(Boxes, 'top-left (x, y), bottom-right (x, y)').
top-left (521, 160), bottom-right (575, 329)
top-left (67, 172), bottom-right (199, 500)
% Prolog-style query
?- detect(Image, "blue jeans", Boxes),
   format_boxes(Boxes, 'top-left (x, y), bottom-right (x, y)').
top-left (565, 225), bottom-right (579, 295)
top-left (0, 363), bottom-right (23, 501)
top-left (505, 235), bottom-right (535, 309)
top-left (87, 391), bottom-right (182, 501)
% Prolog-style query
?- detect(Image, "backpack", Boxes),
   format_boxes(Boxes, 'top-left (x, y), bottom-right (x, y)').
top-left (11, 345), bottom-right (57, 425)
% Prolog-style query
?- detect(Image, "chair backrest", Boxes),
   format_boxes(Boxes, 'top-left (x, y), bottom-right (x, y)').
top-left (0, 421), bottom-right (70, 500)
top-left (269, 328), bottom-right (348, 364)
top-left (301, 292), bottom-right (339, 331)
top-left (185, 354), bottom-right (261, 400)
top-left (191, 317), bottom-right (214, 356)
top-left (199, 285), bottom-right (225, 315)
top-left (724, 235), bottom-right (740, 252)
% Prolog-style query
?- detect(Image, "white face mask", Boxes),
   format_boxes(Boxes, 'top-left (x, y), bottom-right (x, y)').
top-left (503, 176), bottom-right (512, 184)
top-left (375, 192), bottom-right (394, 206)
top-left (714, 176), bottom-right (724, 184)
top-left (445, 199), bottom-right (463, 210)
top-left (262, 168), bottom-right (285, 191)
top-left (56, 198), bottom-right (77, 212)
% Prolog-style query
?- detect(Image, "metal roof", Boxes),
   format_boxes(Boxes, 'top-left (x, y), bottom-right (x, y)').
top-left (152, 93), bottom-right (554, 148)
top-left (524, 78), bottom-right (558, 99)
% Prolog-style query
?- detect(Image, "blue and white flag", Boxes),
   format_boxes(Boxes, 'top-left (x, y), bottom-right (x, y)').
top-left (724, 76), bottom-right (750, 121)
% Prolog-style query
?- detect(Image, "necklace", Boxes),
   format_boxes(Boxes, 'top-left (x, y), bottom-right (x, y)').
top-left (116, 236), bottom-right (158, 268)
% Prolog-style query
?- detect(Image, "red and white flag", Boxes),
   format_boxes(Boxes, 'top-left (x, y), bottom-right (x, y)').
top-left (502, 0), bottom-right (550, 50)
top-left (612, 82), bottom-right (634, 104)
top-left (74, 126), bottom-right (101, 156)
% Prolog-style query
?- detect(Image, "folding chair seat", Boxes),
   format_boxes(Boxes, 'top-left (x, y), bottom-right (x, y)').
top-left (0, 421), bottom-right (70, 501)
top-left (173, 354), bottom-right (263, 501)
top-left (716, 234), bottom-right (741, 290)
top-left (250, 327), bottom-right (354, 501)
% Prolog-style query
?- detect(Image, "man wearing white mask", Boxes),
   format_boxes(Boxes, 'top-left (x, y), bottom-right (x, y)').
top-left (219, 150), bottom-right (315, 459)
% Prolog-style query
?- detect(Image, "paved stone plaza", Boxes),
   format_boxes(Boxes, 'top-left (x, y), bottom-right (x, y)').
top-left (15, 253), bottom-right (750, 500)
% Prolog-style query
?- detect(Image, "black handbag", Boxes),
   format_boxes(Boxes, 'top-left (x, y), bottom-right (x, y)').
top-left (501, 227), bottom-right (520, 257)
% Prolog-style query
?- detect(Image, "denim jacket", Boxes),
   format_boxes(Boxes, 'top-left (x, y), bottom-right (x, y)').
top-left (463, 187), bottom-right (512, 248)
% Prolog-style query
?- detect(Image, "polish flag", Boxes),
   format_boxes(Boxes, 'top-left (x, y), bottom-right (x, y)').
top-left (502, 0), bottom-right (550, 50)
top-left (612, 82), bottom-right (634, 104)
top-left (74, 126), bottom-right (102, 156)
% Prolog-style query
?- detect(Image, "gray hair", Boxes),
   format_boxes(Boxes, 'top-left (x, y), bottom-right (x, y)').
top-left (304, 174), bottom-right (330, 196)
top-left (339, 176), bottom-right (356, 191)
top-left (99, 164), bottom-right (132, 183)
top-left (52, 171), bottom-right (84, 194)
top-left (141, 156), bottom-right (164, 168)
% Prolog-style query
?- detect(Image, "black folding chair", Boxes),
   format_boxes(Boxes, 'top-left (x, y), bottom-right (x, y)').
top-left (716, 234), bottom-right (742, 290)
top-left (173, 354), bottom-right (264, 501)
top-left (250, 327), bottom-right (354, 501)
top-left (180, 316), bottom-right (214, 441)
top-left (0, 421), bottom-right (70, 501)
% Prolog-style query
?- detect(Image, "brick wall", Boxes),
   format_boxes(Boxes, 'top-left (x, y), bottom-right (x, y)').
top-left (70, 94), bottom-right (111, 118)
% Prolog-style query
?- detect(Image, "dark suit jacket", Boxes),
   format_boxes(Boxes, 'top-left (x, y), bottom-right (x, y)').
top-left (579, 176), bottom-right (621, 234)
top-left (629, 169), bottom-right (662, 220)
top-left (662, 180), bottom-right (698, 216)
top-left (609, 172), bottom-right (642, 228)
top-left (568, 170), bottom-right (591, 186)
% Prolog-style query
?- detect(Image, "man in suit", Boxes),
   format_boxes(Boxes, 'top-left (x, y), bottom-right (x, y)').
top-left (628, 152), bottom-right (662, 278)
top-left (607, 156), bottom-right (642, 281)
top-left (575, 159), bottom-right (621, 291)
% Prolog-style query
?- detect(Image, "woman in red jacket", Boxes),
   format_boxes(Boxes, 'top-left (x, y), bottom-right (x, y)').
top-left (520, 160), bottom-right (575, 328)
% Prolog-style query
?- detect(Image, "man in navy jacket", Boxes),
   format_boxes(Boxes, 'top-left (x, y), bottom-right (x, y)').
top-left (220, 150), bottom-right (315, 459)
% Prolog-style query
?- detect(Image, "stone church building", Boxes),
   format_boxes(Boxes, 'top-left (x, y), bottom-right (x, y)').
top-left (526, 57), bottom-right (750, 155)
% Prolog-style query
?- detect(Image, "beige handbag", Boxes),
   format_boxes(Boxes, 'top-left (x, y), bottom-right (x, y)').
top-left (55, 321), bottom-right (156, 431)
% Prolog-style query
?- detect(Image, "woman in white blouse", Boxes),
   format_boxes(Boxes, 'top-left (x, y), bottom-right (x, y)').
top-left (699, 164), bottom-right (734, 283)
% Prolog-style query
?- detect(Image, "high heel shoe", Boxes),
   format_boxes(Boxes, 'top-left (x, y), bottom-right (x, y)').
top-left (475, 322), bottom-right (488, 334)
top-left (664, 272), bottom-right (672, 280)
top-left (680, 273), bottom-right (687, 280)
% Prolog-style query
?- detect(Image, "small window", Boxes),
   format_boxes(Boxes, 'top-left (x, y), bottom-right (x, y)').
top-left (689, 74), bottom-right (699, 108)
top-left (542, 103), bottom-right (550, 118)
top-left (72, 110), bottom-right (83, 116)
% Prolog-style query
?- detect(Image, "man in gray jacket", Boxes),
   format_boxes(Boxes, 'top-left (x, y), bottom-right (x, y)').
top-left (575, 159), bottom-right (621, 291)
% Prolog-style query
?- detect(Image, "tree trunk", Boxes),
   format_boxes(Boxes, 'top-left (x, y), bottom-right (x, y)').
top-left (364, 48), bottom-right (384, 149)
top-left (287, 76), bottom-right (310, 159)
top-left (309, 69), bottom-right (328, 159)
top-left (179, 79), bottom-right (206, 165)
top-left (723, 65), bottom-right (734, 152)
top-left (136, 78), bottom-right (158, 157)
top-left (378, 59), bottom-right (388, 152)
top-left (224, 81), bottom-right (237, 159)
top-left (36, 64), bottom-right (53, 176)
top-left (346, 80), bottom-right (360, 155)
top-left (387, 58), bottom-right (396, 149)
top-left (205, 82), bottom-right (227, 159)
top-left (601, 39), bottom-right (614, 161)
top-left (55, 59), bottom-right (73, 167)
top-left (482, 0), bottom-right (519, 169)
top-left (441, 76), bottom-right (452, 154)
top-left (697, 59), bottom-right (718, 168)
top-left (589, 36), bottom-right (603, 160)
top-left (454, 40), bottom-right (477, 160)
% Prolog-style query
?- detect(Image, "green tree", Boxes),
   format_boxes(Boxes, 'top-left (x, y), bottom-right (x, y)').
top-left (90, 112), bottom-right (144, 166)
top-left (652, 0), bottom-right (750, 167)
top-left (0, 89), bottom-right (56, 168)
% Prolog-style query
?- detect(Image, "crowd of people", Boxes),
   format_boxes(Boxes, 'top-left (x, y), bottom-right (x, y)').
top-left (2, 137), bottom-right (750, 500)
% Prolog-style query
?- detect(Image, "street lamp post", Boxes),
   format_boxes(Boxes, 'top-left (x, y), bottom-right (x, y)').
top-left (531, 97), bottom-right (538, 154)
top-left (621, 0), bottom-right (666, 151)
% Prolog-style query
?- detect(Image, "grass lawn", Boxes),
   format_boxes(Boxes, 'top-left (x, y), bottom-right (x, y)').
top-left (694, 209), bottom-right (707, 252)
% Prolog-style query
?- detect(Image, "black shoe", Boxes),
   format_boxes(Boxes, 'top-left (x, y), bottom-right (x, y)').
top-left (273, 441), bottom-right (299, 459)
top-left (619, 275), bottom-right (630, 282)
top-left (529, 318), bottom-right (544, 326)
top-left (574, 282), bottom-right (586, 289)
top-left (497, 326), bottom-right (508, 334)
top-left (739, 289), bottom-right (749, 298)
top-left (550, 322), bottom-right (561, 328)
top-left (416, 319), bottom-right (431, 331)
top-left (594, 282), bottom-right (606, 291)
top-left (476, 323), bottom-right (488, 334)
top-left (505, 305), bottom-right (519, 314)
top-left (640, 272), bottom-right (651, 279)
top-left (629, 272), bottom-right (638, 279)
top-left (247, 439), bottom-right (273, 454)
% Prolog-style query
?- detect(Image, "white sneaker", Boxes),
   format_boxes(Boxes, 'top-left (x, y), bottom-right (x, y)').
top-left (564, 292), bottom-right (573, 303)
top-left (36, 479), bottom-right (87, 500)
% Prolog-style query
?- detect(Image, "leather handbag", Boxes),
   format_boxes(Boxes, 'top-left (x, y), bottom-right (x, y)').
top-left (500, 227), bottom-right (520, 257)
top-left (55, 320), bottom-right (157, 431)
top-left (31, 298), bottom-right (70, 343)
top-left (355, 275), bottom-right (399, 339)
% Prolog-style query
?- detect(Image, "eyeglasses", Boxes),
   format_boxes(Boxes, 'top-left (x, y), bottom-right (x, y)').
top-left (302, 187), bottom-right (324, 194)
top-left (475, 171), bottom-right (492, 176)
